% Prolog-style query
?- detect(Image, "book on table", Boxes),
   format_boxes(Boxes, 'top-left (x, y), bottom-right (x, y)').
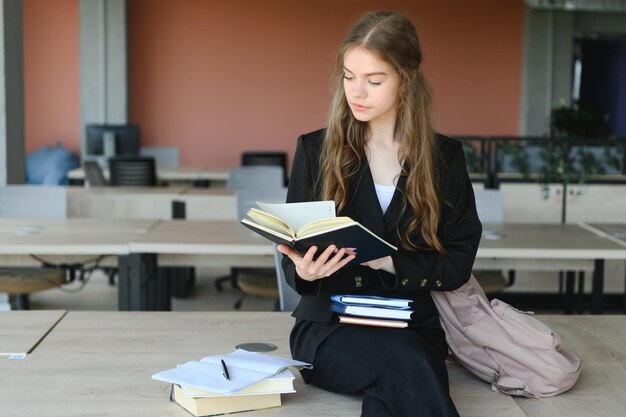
top-left (172, 368), bottom-right (296, 417)
top-left (152, 349), bottom-right (310, 394)
top-left (240, 200), bottom-right (397, 266)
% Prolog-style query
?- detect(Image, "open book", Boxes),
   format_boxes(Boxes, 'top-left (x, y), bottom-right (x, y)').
top-left (152, 349), bottom-right (310, 394)
top-left (240, 201), bottom-right (396, 266)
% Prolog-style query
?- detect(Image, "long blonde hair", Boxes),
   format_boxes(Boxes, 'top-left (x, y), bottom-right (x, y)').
top-left (320, 11), bottom-right (443, 253)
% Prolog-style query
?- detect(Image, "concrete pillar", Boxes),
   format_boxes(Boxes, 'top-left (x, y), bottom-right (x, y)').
top-left (79, 0), bottom-right (127, 161)
top-left (0, 0), bottom-right (25, 185)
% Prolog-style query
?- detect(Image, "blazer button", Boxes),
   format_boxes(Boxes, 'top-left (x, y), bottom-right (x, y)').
top-left (420, 279), bottom-right (428, 287)
top-left (354, 276), bottom-right (363, 288)
top-left (401, 278), bottom-right (409, 286)
top-left (435, 280), bottom-right (443, 288)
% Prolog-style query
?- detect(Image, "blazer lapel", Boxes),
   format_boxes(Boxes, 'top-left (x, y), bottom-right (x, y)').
top-left (348, 163), bottom-right (386, 238)
top-left (383, 170), bottom-right (407, 234)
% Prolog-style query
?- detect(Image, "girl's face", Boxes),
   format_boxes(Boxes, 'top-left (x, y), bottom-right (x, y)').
top-left (343, 46), bottom-right (399, 127)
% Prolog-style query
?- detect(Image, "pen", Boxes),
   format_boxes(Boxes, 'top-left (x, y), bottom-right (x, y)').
top-left (221, 359), bottom-right (230, 380)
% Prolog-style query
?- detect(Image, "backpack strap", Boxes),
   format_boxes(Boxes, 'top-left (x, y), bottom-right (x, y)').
top-left (493, 376), bottom-right (537, 398)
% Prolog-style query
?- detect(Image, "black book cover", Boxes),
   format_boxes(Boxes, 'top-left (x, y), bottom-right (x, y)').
top-left (241, 220), bottom-right (396, 266)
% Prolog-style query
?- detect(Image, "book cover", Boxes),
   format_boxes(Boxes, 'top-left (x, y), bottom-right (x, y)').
top-left (331, 294), bottom-right (413, 309)
top-left (173, 384), bottom-right (281, 417)
top-left (339, 315), bottom-right (409, 328)
top-left (331, 299), bottom-right (414, 320)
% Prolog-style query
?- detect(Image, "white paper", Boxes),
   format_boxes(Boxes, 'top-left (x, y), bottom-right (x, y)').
top-left (152, 350), bottom-right (311, 394)
top-left (256, 201), bottom-right (335, 231)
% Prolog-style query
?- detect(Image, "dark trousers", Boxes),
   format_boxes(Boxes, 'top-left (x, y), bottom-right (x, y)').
top-left (308, 324), bottom-right (460, 417)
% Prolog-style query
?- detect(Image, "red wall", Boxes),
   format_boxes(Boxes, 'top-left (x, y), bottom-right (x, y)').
top-left (23, 0), bottom-right (524, 167)
top-left (23, 0), bottom-right (80, 155)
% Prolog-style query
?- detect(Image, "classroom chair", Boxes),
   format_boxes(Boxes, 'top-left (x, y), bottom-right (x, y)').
top-left (473, 189), bottom-right (515, 294)
top-left (273, 246), bottom-right (301, 311)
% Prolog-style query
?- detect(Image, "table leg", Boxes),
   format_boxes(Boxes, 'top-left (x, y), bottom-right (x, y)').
top-left (565, 271), bottom-right (575, 314)
top-left (592, 259), bottom-right (604, 315)
top-left (122, 253), bottom-right (171, 311)
top-left (118, 255), bottom-right (130, 310)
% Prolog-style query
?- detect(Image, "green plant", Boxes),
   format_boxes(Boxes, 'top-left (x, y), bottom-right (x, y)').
top-left (550, 103), bottom-right (612, 139)
top-left (462, 142), bottom-right (482, 173)
top-left (504, 103), bottom-right (620, 198)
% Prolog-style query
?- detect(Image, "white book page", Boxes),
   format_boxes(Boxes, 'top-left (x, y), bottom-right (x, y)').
top-left (180, 369), bottom-right (295, 397)
top-left (201, 349), bottom-right (311, 374)
top-left (152, 360), bottom-right (269, 393)
top-left (152, 350), bottom-right (311, 394)
top-left (256, 201), bottom-right (335, 231)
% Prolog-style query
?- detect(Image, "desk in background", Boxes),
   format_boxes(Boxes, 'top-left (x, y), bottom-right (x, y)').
top-left (67, 186), bottom-right (236, 220)
top-left (1, 312), bottom-right (624, 417)
top-left (475, 223), bottom-right (626, 314)
top-left (68, 166), bottom-right (229, 187)
top-left (124, 221), bottom-right (626, 313)
top-left (1, 219), bottom-right (624, 313)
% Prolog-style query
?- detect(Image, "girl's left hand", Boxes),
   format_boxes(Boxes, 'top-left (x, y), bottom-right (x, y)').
top-left (361, 256), bottom-right (395, 274)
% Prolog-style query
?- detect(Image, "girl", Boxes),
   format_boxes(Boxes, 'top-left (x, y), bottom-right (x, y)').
top-left (278, 11), bottom-right (481, 417)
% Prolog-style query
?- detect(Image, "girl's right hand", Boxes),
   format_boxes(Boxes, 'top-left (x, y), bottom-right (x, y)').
top-left (277, 244), bottom-right (355, 281)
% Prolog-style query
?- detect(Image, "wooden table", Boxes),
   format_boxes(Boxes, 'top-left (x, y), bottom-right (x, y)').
top-left (0, 310), bottom-right (65, 356)
top-left (67, 186), bottom-right (236, 220)
top-left (0, 312), bottom-right (622, 417)
top-left (475, 223), bottom-right (626, 314)
top-left (578, 223), bottom-right (626, 313)
top-left (125, 221), bottom-right (626, 313)
top-left (0, 218), bottom-right (158, 310)
top-left (68, 166), bottom-right (229, 186)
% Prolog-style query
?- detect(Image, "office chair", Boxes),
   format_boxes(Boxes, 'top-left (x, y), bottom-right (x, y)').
top-left (83, 160), bottom-right (108, 186)
top-left (216, 167), bottom-right (285, 295)
top-left (231, 186), bottom-right (287, 309)
top-left (241, 151), bottom-right (288, 185)
top-left (473, 189), bottom-right (515, 294)
top-left (0, 186), bottom-right (69, 309)
top-left (102, 157), bottom-right (157, 286)
top-left (108, 156), bottom-right (157, 186)
top-left (227, 166), bottom-right (284, 192)
top-left (273, 246), bottom-right (301, 311)
top-left (140, 146), bottom-right (180, 167)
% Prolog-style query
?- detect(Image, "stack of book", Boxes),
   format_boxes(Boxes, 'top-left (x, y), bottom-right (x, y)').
top-left (152, 350), bottom-right (311, 416)
top-left (330, 294), bottom-right (414, 328)
top-left (171, 368), bottom-right (296, 416)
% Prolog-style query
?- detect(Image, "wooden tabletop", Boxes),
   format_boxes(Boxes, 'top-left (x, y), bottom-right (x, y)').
top-left (1, 312), bottom-right (623, 417)
top-left (128, 220), bottom-right (272, 255)
top-left (0, 218), bottom-right (157, 256)
top-left (478, 223), bottom-right (626, 259)
top-left (0, 310), bottom-right (65, 356)
top-left (68, 166), bottom-right (230, 182)
top-left (580, 223), bottom-right (626, 247)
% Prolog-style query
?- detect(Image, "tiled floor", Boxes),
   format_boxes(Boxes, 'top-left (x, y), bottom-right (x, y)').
top-left (25, 267), bottom-right (277, 312)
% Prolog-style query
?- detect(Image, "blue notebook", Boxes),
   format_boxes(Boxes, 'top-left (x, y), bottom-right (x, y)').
top-left (330, 295), bottom-right (413, 320)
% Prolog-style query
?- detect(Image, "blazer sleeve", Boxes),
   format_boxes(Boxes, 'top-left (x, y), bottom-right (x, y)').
top-left (389, 140), bottom-right (482, 292)
top-left (281, 134), bottom-right (324, 296)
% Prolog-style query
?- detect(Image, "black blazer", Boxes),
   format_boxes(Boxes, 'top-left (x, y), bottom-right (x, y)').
top-left (283, 129), bottom-right (482, 362)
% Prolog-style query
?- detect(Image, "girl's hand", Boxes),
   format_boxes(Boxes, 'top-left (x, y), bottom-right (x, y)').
top-left (277, 244), bottom-right (356, 281)
top-left (361, 256), bottom-right (395, 274)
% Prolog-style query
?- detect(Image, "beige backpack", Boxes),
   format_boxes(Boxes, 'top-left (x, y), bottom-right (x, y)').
top-left (431, 275), bottom-right (582, 398)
